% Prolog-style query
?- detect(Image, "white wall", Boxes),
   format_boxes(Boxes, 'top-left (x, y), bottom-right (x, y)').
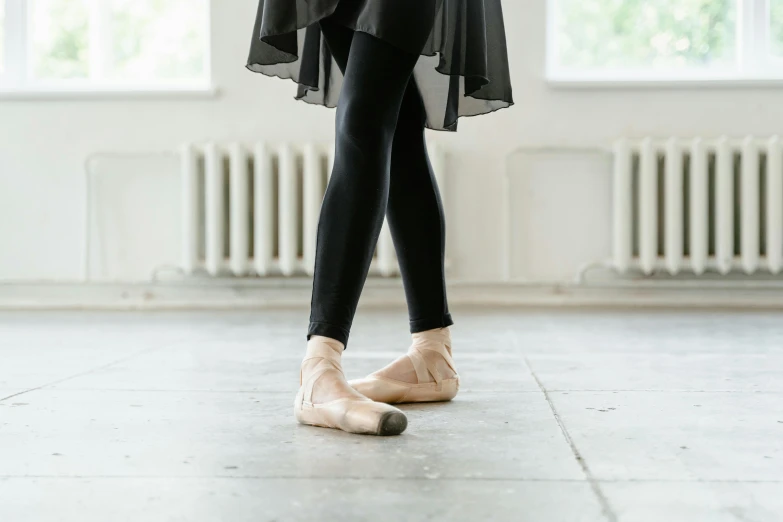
top-left (2, 0), bottom-right (783, 284)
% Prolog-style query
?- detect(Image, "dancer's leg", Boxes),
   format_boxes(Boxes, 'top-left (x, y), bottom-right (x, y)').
top-left (387, 80), bottom-right (453, 334)
top-left (319, 19), bottom-right (453, 341)
top-left (346, 54), bottom-right (458, 404)
top-left (296, 23), bottom-right (434, 435)
top-left (307, 28), bottom-right (423, 347)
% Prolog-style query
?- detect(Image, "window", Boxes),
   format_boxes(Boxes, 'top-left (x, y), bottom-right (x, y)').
top-left (0, 0), bottom-right (210, 93)
top-left (548, 0), bottom-right (783, 83)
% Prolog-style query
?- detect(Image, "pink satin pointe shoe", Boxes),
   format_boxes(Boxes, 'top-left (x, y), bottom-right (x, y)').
top-left (294, 336), bottom-right (408, 436)
top-left (350, 328), bottom-right (459, 404)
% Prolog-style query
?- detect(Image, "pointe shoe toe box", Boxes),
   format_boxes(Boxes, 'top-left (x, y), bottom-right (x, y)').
top-left (295, 393), bottom-right (407, 436)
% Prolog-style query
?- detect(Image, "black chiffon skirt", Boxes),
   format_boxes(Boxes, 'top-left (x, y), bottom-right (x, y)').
top-left (246, 0), bottom-right (514, 132)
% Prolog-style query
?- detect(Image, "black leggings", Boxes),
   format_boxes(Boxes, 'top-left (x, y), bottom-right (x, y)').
top-left (307, 19), bottom-right (453, 347)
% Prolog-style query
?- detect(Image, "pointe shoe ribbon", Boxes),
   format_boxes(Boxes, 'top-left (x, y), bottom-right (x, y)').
top-left (407, 329), bottom-right (456, 392)
top-left (298, 337), bottom-right (344, 401)
top-left (350, 328), bottom-right (460, 404)
top-left (295, 337), bottom-right (407, 436)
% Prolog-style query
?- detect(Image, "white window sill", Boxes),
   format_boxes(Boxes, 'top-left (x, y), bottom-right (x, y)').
top-left (0, 85), bottom-right (220, 101)
top-left (547, 76), bottom-right (783, 89)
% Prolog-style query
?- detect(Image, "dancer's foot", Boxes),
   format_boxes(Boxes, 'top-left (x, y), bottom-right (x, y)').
top-left (294, 336), bottom-right (407, 435)
top-left (350, 328), bottom-right (459, 404)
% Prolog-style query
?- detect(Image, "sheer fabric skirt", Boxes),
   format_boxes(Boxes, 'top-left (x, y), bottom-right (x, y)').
top-left (247, 0), bottom-right (514, 131)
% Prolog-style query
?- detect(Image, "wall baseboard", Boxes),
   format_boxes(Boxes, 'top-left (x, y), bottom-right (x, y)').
top-left (2, 279), bottom-right (783, 311)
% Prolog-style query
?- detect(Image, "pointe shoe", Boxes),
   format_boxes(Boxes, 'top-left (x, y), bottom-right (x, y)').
top-left (294, 336), bottom-right (408, 436)
top-left (350, 328), bottom-right (459, 404)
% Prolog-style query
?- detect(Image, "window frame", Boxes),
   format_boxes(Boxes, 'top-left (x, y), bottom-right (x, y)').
top-left (547, 0), bottom-right (783, 86)
top-left (0, 0), bottom-right (214, 96)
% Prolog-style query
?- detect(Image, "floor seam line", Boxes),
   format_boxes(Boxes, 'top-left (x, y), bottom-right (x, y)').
top-left (0, 475), bottom-right (591, 481)
top-left (524, 356), bottom-right (619, 522)
top-left (1, 475), bottom-right (782, 483)
top-left (12, 389), bottom-right (542, 394)
top-left (0, 347), bottom-right (160, 403)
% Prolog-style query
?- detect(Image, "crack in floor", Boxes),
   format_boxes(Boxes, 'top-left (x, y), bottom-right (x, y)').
top-left (525, 357), bottom-right (619, 522)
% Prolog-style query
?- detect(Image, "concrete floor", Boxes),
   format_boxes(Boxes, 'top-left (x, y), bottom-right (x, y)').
top-left (1, 308), bottom-right (782, 522)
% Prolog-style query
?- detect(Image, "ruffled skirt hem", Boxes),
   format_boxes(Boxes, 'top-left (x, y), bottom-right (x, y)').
top-left (246, 0), bottom-right (514, 132)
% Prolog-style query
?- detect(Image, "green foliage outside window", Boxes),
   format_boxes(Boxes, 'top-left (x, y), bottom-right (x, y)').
top-left (557, 0), bottom-right (737, 70)
top-left (29, 0), bottom-right (206, 82)
top-left (771, 0), bottom-right (783, 57)
top-left (32, 0), bottom-right (90, 79)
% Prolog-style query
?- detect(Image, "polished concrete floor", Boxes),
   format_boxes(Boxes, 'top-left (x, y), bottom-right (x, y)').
top-left (1, 308), bottom-right (782, 522)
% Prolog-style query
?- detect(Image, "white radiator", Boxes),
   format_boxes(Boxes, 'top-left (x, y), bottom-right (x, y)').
top-left (613, 136), bottom-right (783, 276)
top-left (180, 142), bottom-right (446, 278)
